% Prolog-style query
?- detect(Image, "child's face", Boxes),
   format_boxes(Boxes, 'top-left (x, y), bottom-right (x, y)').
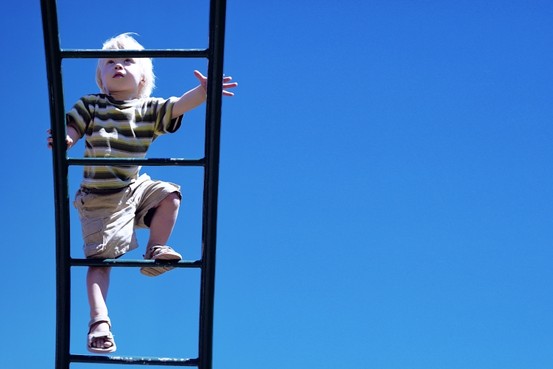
top-left (99, 58), bottom-right (144, 99)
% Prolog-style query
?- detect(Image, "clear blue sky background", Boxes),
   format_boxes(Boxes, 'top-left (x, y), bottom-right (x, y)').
top-left (1, 0), bottom-right (552, 368)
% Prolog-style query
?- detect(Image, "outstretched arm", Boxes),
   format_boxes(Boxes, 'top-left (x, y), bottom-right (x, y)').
top-left (171, 70), bottom-right (238, 118)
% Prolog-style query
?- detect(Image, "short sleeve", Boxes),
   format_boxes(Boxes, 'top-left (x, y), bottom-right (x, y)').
top-left (153, 96), bottom-right (183, 136)
top-left (66, 95), bottom-right (95, 138)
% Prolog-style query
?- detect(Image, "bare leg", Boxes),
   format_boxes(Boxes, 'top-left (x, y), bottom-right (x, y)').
top-left (146, 192), bottom-right (181, 250)
top-left (87, 266), bottom-right (113, 350)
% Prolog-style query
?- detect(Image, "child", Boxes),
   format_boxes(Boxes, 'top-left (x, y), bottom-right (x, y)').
top-left (47, 33), bottom-right (237, 354)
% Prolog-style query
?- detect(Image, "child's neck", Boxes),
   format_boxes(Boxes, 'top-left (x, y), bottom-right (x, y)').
top-left (108, 90), bottom-right (139, 101)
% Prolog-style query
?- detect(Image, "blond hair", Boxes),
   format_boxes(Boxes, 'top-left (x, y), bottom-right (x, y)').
top-left (95, 33), bottom-right (155, 98)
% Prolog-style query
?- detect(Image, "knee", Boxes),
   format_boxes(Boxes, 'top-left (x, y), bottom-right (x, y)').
top-left (163, 192), bottom-right (181, 211)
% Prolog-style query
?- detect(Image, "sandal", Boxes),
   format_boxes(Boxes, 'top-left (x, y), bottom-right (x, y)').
top-left (87, 316), bottom-right (116, 354)
top-left (140, 245), bottom-right (182, 277)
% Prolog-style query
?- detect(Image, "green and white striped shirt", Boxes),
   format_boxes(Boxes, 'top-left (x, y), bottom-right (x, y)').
top-left (66, 94), bottom-right (183, 190)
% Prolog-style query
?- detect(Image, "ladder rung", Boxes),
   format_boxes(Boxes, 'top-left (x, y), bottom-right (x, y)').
top-left (61, 49), bottom-right (209, 59)
top-left (68, 157), bottom-right (205, 167)
top-left (71, 258), bottom-right (202, 269)
top-left (70, 354), bottom-right (199, 366)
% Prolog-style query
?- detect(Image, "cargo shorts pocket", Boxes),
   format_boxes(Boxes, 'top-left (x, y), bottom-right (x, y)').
top-left (81, 218), bottom-right (106, 258)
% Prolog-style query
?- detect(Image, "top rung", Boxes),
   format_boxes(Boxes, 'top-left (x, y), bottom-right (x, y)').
top-left (61, 48), bottom-right (210, 59)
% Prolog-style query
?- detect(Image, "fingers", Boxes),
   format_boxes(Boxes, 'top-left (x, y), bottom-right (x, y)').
top-left (46, 128), bottom-right (70, 149)
top-left (223, 78), bottom-right (238, 96)
top-left (196, 70), bottom-right (233, 81)
top-left (194, 70), bottom-right (206, 81)
top-left (47, 128), bottom-right (53, 149)
top-left (223, 82), bottom-right (237, 96)
top-left (223, 81), bottom-right (238, 88)
top-left (196, 71), bottom-right (237, 86)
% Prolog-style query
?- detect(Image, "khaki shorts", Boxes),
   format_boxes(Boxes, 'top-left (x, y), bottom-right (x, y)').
top-left (73, 173), bottom-right (181, 259)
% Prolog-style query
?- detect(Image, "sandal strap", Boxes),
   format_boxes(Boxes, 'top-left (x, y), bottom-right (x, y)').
top-left (144, 245), bottom-right (176, 259)
top-left (89, 330), bottom-right (114, 339)
top-left (89, 316), bottom-right (111, 329)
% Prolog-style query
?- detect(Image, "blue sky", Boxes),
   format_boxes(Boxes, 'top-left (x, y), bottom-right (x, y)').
top-left (1, 0), bottom-right (553, 368)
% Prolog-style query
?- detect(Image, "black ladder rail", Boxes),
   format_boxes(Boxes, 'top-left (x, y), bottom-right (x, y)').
top-left (41, 2), bottom-right (71, 368)
top-left (40, 0), bottom-right (228, 368)
top-left (199, 0), bottom-right (227, 368)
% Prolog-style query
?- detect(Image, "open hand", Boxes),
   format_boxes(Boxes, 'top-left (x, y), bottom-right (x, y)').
top-left (194, 70), bottom-right (238, 96)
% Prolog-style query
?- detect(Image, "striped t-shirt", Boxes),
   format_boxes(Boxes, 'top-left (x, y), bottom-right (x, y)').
top-left (66, 94), bottom-right (183, 190)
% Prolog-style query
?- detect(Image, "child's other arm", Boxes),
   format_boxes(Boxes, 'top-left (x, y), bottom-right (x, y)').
top-left (171, 70), bottom-right (237, 118)
top-left (65, 125), bottom-right (80, 149)
top-left (47, 125), bottom-right (80, 149)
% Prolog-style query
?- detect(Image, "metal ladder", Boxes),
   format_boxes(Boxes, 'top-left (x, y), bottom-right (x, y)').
top-left (41, 0), bottom-right (228, 368)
